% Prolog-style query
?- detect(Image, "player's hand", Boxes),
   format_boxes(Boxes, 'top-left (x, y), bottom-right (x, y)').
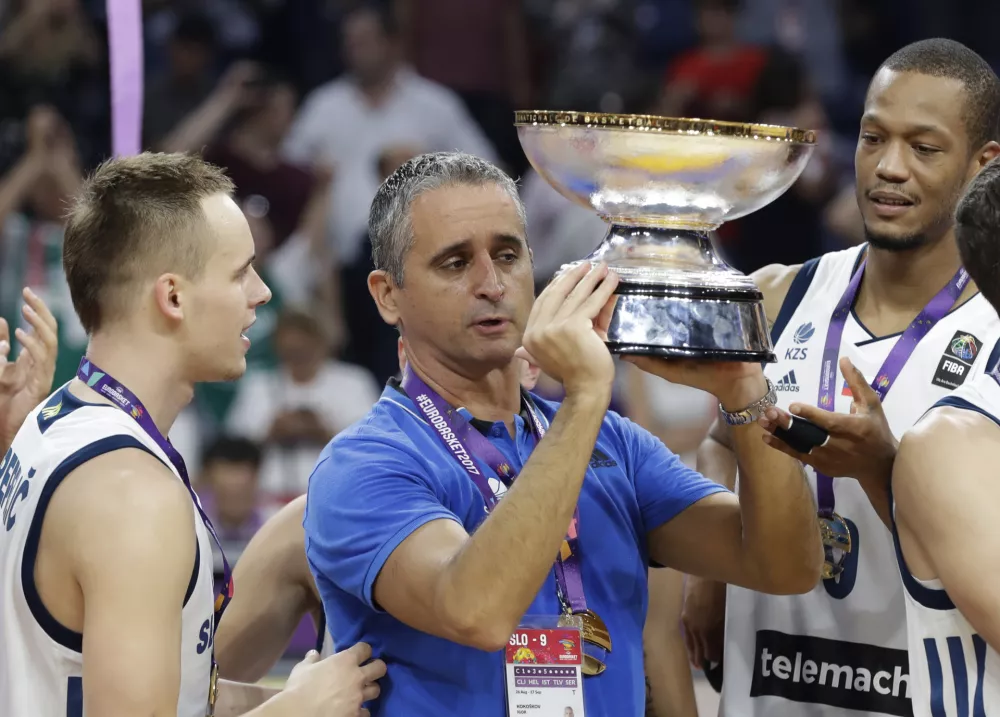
top-left (284, 643), bottom-right (386, 717)
top-left (216, 60), bottom-right (262, 107)
top-left (622, 356), bottom-right (768, 414)
top-left (26, 105), bottom-right (61, 155)
top-left (517, 262), bottom-right (619, 401)
top-left (758, 356), bottom-right (897, 485)
top-left (0, 288), bottom-right (58, 454)
top-left (682, 575), bottom-right (726, 668)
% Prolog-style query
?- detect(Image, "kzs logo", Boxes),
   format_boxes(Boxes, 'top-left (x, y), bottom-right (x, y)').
top-left (785, 322), bottom-right (815, 361)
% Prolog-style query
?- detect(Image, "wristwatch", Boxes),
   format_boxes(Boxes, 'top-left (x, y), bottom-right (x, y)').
top-left (719, 379), bottom-right (777, 426)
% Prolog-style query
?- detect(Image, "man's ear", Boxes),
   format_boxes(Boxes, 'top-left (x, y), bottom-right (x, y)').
top-left (368, 269), bottom-right (401, 328)
top-left (974, 140), bottom-right (1000, 173)
top-left (152, 273), bottom-right (185, 324)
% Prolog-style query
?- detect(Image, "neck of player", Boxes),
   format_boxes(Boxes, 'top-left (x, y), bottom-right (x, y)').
top-left (405, 347), bottom-right (523, 436)
top-left (75, 334), bottom-right (194, 436)
top-left (855, 233), bottom-right (976, 337)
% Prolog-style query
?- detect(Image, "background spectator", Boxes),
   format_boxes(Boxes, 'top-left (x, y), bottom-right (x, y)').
top-left (197, 436), bottom-right (268, 545)
top-left (281, 3), bottom-right (497, 274)
top-left (0, 106), bottom-right (84, 386)
top-left (225, 309), bottom-right (380, 509)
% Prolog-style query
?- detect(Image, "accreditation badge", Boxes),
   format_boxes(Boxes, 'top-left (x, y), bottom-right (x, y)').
top-left (505, 616), bottom-right (586, 717)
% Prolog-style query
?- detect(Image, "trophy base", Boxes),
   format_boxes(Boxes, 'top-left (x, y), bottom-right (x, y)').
top-left (565, 225), bottom-right (776, 362)
top-left (605, 281), bottom-right (776, 363)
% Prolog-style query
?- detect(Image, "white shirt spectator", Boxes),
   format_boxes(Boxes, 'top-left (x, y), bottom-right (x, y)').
top-left (282, 67), bottom-right (497, 264)
top-left (225, 360), bottom-right (381, 505)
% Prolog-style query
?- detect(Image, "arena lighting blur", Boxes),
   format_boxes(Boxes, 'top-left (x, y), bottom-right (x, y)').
top-left (515, 110), bottom-right (818, 362)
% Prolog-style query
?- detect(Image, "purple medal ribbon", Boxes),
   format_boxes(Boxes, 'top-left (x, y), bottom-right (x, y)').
top-left (815, 258), bottom-right (969, 515)
top-left (76, 358), bottom-right (234, 631)
top-left (106, 0), bottom-right (144, 157)
top-left (400, 368), bottom-right (604, 666)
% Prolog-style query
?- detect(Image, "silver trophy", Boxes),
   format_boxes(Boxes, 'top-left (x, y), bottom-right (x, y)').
top-left (515, 111), bottom-right (817, 362)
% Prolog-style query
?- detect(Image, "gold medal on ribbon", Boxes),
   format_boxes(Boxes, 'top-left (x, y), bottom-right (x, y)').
top-left (578, 610), bottom-right (612, 676)
top-left (206, 662), bottom-right (219, 717)
top-left (819, 512), bottom-right (852, 579)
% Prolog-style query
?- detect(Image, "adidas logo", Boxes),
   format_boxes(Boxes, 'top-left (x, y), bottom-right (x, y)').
top-left (774, 371), bottom-right (801, 392)
top-left (590, 447), bottom-right (617, 469)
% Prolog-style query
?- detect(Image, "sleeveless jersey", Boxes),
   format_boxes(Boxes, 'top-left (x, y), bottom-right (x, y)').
top-left (890, 371), bottom-right (1000, 717)
top-left (721, 245), bottom-right (1000, 717)
top-left (0, 385), bottom-right (217, 717)
top-left (316, 611), bottom-right (334, 658)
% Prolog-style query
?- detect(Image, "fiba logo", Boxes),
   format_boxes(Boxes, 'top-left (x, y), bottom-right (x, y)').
top-left (793, 323), bottom-right (816, 344)
top-left (933, 330), bottom-right (983, 390)
top-left (950, 334), bottom-right (979, 362)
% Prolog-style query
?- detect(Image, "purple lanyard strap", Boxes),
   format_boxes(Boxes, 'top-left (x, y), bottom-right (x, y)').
top-left (401, 369), bottom-right (600, 661)
top-left (76, 359), bottom-right (234, 630)
top-left (815, 258), bottom-right (968, 515)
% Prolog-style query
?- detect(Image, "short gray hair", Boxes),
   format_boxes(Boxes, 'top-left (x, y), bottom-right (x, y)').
top-left (368, 152), bottom-right (526, 285)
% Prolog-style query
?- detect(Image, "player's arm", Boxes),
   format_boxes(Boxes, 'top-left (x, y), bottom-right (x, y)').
top-left (54, 449), bottom-right (201, 717)
top-left (694, 261), bottom-right (801, 492)
top-left (893, 409), bottom-right (1000, 650)
top-left (643, 568), bottom-right (698, 717)
top-left (64, 450), bottom-right (379, 717)
top-left (214, 680), bottom-right (279, 716)
top-left (216, 495), bottom-right (321, 682)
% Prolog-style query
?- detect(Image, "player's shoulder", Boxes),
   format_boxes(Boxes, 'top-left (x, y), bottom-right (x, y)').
top-left (755, 246), bottom-right (865, 326)
top-left (42, 444), bottom-right (196, 578)
top-left (897, 403), bottom-right (993, 482)
top-left (54, 445), bottom-right (191, 534)
top-left (751, 262), bottom-right (802, 298)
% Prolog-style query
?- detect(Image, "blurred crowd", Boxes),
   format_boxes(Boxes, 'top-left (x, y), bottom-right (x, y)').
top-left (0, 0), bottom-right (996, 588)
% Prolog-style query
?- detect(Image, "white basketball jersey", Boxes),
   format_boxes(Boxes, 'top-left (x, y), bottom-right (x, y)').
top-left (891, 372), bottom-right (1000, 717)
top-left (0, 385), bottom-right (217, 717)
top-left (321, 628), bottom-right (334, 658)
top-left (721, 246), bottom-right (1000, 717)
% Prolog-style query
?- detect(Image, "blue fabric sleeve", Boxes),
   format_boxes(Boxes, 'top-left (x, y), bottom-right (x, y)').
top-left (619, 415), bottom-right (730, 533)
top-left (304, 435), bottom-right (461, 611)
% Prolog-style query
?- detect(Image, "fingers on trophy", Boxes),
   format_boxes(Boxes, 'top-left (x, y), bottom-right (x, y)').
top-left (514, 111), bottom-right (818, 363)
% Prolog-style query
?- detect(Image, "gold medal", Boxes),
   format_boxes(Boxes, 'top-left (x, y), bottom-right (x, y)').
top-left (819, 513), bottom-right (852, 579)
top-left (206, 661), bottom-right (219, 717)
top-left (578, 610), bottom-right (612, 676)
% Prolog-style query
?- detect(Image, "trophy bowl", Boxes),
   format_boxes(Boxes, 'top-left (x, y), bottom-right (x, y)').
top-left (514, 110), bottom-right (818, 362)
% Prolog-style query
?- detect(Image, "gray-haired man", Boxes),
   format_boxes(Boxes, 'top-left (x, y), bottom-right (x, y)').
top-left (303, 152), bottom-right (822, 716)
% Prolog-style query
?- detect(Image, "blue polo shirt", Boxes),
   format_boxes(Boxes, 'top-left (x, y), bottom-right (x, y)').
top-left (304, 384), bottom-right (728, 716)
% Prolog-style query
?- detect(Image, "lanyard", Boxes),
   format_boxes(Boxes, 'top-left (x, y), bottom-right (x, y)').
top-left (400, 368), bottom-right (601, 660)
top-left (75, 359), bottom-right (234, 631)
top-left (814, 258), bottom-right (968, 515)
